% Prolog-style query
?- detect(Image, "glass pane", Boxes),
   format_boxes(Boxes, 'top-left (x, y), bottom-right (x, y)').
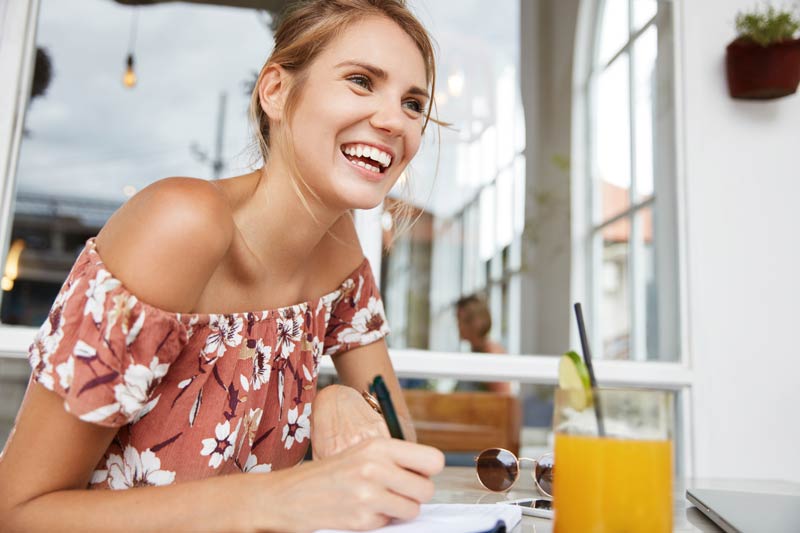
top-left (633, 25), bottom-right (657, 200)
top-left (383, 0), bottom-right (523, 354)
top-left (636, 206), bottom-right (658, 360)
top-left (3, 0), bottom-right (269, 325)
top-left (599, 217), bottom-right (631, 360)
top-left (597, 0), bottom-right (629, 66)
top-left (595, 53), bottom-right (631, 222)
top-left (633, 0), bottom-right (658, 31)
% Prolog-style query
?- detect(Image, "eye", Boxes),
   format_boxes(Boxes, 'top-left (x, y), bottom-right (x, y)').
top-left (347, 74), bottom-right (372, 90)
top-left (403, 99), bottom-right (424, 114)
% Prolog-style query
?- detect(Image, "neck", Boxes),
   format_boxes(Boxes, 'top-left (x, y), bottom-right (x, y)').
top-left (233, 154), bottom-right (346, 278)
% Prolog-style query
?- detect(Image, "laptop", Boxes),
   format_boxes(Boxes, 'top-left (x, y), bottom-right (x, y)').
top-left (686, 488), bottom-right (800, 533)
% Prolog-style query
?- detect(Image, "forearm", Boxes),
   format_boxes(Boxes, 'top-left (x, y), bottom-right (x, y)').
top-left (6, 472), bottom-right (264, 533)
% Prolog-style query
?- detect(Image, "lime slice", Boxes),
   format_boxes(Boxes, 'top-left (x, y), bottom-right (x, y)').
top-left (558, 351), bottom-right (592, 410)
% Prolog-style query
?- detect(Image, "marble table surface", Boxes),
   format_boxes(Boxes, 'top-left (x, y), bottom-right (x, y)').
top-left (431, 466), bottom-right (800, 532)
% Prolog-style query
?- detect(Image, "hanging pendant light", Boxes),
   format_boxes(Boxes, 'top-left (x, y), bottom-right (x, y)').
top-left (123, 53), bottom-right (137, 88)
top-left (123, 8), bottom-right (138, 88)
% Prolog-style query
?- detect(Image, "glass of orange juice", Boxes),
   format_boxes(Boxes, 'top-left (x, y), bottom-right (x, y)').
top-left (552, 388), bottom-right (674, 532)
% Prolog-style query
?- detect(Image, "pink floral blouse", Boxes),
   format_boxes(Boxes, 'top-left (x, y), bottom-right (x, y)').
top-left (26, 238), bottom-right (390, 490)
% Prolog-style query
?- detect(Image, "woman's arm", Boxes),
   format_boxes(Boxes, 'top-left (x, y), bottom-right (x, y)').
top-left (332, 340), bottom-right (418, 443)
top-left (0, 382), bottom-right (443, 533)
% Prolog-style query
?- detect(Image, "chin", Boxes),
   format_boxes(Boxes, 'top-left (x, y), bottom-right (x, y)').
top-left (338, 190), bottom-right (387, 211)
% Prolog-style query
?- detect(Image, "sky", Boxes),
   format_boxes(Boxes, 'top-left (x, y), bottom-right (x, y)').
top-left (16, 0), bottom-right (521, 219)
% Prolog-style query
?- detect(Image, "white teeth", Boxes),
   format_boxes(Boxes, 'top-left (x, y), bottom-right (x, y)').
top-left (341, 143), bottom-right (392, 169)
top-left (353, 160), bottom-right (380, 173)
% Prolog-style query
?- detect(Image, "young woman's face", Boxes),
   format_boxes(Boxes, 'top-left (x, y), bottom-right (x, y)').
top-left (286, 16), bottom-right (429, 211)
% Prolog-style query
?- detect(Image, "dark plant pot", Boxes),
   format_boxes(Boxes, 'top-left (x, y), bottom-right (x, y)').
top-left (726, 37), bottom-right (800, 100)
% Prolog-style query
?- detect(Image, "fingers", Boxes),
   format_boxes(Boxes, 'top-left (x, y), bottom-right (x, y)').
top-left (380, 461), bottom-right (436, 504)
top-left (373, 487), bottom-right (424, 522)
top-left (377, 439), bottom-right (446, 477)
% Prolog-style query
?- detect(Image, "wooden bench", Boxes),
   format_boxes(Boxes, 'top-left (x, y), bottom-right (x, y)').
top-left (402, 389), bottom-right (521, 455)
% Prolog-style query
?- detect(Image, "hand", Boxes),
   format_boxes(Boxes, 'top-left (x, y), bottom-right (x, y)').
top-left (251, 438), bottom-right (445, 533)
top-left (311, 384), bottom-right (390, 459)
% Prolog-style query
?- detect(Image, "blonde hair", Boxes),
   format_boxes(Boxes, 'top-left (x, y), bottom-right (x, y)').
top-left (248, 0), bottom-right (440, 232)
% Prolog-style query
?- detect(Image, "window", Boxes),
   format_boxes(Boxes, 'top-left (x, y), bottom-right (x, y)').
top-left (575, 0), bottom-right (679, 361)
top-left (379, 0), bottom-right (526, 356)
top-left (1, 0), bottom-right (272, 326)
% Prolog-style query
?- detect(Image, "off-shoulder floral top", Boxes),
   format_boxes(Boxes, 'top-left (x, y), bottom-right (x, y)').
top-left (26, 238), bottom-right (390, 490)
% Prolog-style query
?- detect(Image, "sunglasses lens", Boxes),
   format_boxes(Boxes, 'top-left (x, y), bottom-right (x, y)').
top-left (476, 449), bottom-right (519, 492)
top-left (534, 453), bottom-right (555, 497)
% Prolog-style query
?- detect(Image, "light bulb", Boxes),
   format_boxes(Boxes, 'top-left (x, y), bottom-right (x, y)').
top-left (123, 53), bottom-right (137, 88)
top-left (3, 239), bottom-right (25, 291)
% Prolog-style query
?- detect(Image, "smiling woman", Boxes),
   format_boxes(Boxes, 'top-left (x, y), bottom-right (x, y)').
top-left (0, 1), bottom-right (447, 531)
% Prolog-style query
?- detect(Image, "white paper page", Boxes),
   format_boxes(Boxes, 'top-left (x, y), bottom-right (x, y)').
top-left (314, 503), bottom-right (522, 533)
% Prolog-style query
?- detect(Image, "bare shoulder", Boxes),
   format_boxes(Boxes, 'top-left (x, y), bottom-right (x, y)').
top-left (309, 213), bottom-right (367, 291)
top-left (95, 177), bottom-right (235, 312)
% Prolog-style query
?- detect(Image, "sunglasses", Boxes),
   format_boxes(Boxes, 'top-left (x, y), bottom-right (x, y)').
top-left (474, 448), bottom-right (555, 497)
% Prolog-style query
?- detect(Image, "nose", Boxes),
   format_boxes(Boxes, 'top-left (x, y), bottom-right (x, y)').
top-left (369, 99), bottom-right (405, 137)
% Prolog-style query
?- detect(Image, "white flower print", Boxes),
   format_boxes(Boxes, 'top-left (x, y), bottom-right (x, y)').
top-left (102, 445), bottom-right (176, 489)
top-left (322, 299), bottom-right (333, 326)
top-left (310, 336), bottom-right (324, 378)
top-left (114, 356), bottom-right (170, 421)
top-left (238, 407), bottom-right (264, 451)
top-left (105, 293), bottom-right (136, 340)
top-left (55, 357), bottom-right (74, 390)
top-left (276, 307), bottom-right (304, 357)
top-left (252, 339), bottom-right (272, 390)
top-left (336, 297), bottom-right (388, 345)
top-left (29, 281), bottom-right (79, 389)
top-left (201, 314), bottom-right (244, 362)
top-left (201, 419), bottom-right (242, 469)
top-left (236, 407), bottom-right (264, 460)
top-left (243, 452), bottom-right (272, 474)
top-left (184, 314), bottom-right (200, 341)
top-left (353, 274), bottom-right (364, 306)
top-left (84, 269), bottom-right (121, 324)
top-left (282, 403), bottom-right (311, 450)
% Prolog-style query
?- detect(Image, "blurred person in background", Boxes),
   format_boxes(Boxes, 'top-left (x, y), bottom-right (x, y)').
top-left (455, 294), bottom-right (512, 394)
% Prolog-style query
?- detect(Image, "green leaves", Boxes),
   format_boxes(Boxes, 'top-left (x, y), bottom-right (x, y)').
top-left (735, 5), bottom-right (800, 46)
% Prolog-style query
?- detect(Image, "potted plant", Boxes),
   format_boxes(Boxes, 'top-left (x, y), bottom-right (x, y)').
top-left (726, 4), bottom-right (800, 99)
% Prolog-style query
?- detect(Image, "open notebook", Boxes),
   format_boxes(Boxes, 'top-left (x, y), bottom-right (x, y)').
top-left (314, 503), bottom-right (522, 533)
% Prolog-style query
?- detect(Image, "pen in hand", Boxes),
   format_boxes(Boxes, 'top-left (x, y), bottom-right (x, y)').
top-left (370, 375), bottom-right (405, 440)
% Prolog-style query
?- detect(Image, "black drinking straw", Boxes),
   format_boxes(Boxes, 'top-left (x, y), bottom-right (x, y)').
top-left (574, 302), bottom-right (606, 437)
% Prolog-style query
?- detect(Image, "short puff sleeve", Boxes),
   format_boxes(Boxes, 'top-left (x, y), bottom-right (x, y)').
top-left (28, 242), bottom-right (188, 427)
top-left (323, 258), bottom-right (390, 357)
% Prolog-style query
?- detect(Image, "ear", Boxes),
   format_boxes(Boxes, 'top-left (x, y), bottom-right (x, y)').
top-left (258, 63), bottom-right (290, 122)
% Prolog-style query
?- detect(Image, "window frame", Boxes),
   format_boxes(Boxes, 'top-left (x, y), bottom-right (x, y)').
top-left (578, 0), bottom-right (681, 363)
top-left (0, 0), bottom-right (694, 476)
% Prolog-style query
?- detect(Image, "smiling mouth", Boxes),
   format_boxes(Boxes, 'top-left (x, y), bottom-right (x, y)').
top-left (340, 143), bottom-right (393, 175)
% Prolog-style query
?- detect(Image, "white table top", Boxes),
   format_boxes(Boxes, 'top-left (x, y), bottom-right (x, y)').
top-left (431, 466), bottom-right (800, 532)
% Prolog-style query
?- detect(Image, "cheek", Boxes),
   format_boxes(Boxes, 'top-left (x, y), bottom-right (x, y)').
top-left (405, 130), bottom-right (423, 161)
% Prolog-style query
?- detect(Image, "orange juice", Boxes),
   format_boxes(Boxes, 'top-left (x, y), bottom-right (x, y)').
top-left (553, 433), bottom-right (673, 532)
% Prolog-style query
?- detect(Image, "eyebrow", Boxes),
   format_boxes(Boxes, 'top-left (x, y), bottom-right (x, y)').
top-left (335, 60), bottom-right (430, 100)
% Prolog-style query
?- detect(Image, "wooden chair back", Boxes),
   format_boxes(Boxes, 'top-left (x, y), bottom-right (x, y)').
top-left (402, 389), bottom-right (521, 456)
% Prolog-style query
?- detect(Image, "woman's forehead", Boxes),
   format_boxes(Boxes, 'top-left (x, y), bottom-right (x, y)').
top-left (315, 16), bottom-right (428, 85)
